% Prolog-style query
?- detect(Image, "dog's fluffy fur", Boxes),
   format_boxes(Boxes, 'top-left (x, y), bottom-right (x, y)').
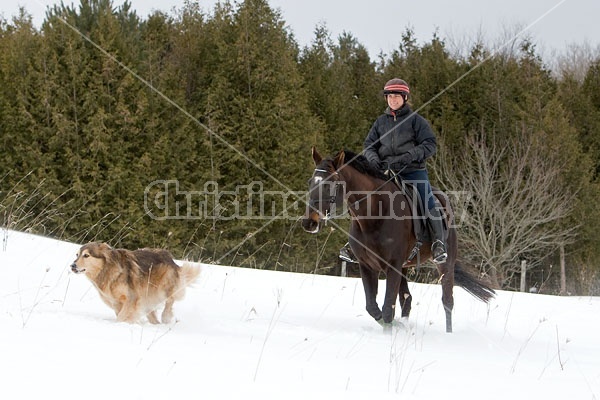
top-left (71, 242), bottom-right (200, 324)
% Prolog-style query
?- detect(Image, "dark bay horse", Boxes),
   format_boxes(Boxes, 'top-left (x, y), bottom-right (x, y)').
top-left (301, 147), bottom-right (495, 333)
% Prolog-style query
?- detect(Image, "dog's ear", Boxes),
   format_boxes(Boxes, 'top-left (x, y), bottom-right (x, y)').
top-left (98, 243), bottom-right (123, 269)
top-left (86, 242), bottom-right (110, 260)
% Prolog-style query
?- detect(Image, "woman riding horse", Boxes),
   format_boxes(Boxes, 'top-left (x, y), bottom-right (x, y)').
top-left (340, 78), bottom-right (447, 264)
top-left (303, 147), bottom-right (495, 332)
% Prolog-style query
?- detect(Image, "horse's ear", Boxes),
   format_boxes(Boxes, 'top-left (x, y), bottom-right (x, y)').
top-left (311, 146), bottom-right (322, 166)
top-left (333, 149), bottom-right (345, 169)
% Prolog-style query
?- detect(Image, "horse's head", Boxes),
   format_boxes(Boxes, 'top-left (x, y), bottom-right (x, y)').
top-left (301, 147), bottom-right (345, 233)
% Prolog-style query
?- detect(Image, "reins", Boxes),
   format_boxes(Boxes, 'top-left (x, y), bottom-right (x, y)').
top-left (337, 165), bottom-right (406, 212)
top-left (312, 162), bottom-right (423, 268)
top-left (310, 163), bottom-right (404, 217)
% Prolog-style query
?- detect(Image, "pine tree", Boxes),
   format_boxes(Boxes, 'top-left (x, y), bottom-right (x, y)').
top-left (37, 0), bottom-right (156, 244)
top-left (177, 0), bottom-right (324, 268)
top-left (0, 11), bottom-right (68, 234)
top-left (299, 26), bottom-right (383, 152)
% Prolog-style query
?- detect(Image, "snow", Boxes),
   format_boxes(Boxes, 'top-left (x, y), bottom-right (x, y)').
top-left (0, 229), bottom-right (598, 399)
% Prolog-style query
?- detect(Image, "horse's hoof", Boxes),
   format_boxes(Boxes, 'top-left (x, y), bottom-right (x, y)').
top-left (377, 319), bottom-right (392, 328)
top-left (399, 316), bottom-right (410, 328)
top-left (378, 318), bottom-right (408, 330)
top-left (382, 310), bottom-right (395, 324)
top-left (367, 308), bottom-right (382, 321)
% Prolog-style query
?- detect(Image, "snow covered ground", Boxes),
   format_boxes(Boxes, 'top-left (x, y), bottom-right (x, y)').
top-left (0, 229), bottom-right (598, 399)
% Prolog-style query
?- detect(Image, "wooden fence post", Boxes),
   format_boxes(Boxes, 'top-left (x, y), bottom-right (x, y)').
top-left (520, 260), bottom-right (527, 292)
top-left (560, 244), bottom-right (566, 295)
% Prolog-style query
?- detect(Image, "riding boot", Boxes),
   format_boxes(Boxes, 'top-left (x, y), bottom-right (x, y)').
top-left (339, 242), bottom-right (357, 263)
top-left (427, 207), bottom-right (447, 264)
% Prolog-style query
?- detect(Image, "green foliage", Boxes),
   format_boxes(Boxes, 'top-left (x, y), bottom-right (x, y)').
top-left (1, 0), bottom-right (599, 292)
top-left (299, 28), bottom-right (379, 153)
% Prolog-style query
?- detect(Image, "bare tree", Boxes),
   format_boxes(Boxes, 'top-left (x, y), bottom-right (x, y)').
top-left (553, 41), bottom-right (600, 82)
top-left (436, 130), bottom-right (577, 289)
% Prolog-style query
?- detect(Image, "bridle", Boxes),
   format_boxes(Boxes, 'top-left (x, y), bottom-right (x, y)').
top-left (308, 160), bottom-right (407, 221)
top-left (308, 167), bottom-right (344, 219)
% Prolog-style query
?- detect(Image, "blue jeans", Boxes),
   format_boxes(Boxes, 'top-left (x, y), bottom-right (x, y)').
top-left (400, 169), bottom-right (435, 211)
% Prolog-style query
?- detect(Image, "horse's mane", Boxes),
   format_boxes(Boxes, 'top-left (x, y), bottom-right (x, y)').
top-left (341, 149), bottom-right (388, 180)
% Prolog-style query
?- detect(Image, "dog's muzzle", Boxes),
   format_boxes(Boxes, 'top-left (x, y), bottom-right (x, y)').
top-left (70, 263), bottom-right (85, 274)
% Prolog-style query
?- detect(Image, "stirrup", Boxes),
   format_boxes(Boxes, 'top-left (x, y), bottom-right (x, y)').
top-left (431, 240), bottom-right (447, 264)
top-left (339, 244), bottom-right (357, 263)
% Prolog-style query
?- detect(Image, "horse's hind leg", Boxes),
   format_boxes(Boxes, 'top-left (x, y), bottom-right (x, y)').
top-left (359, 264), bottom-right (382, 321)
top-left (439, 265), bottom-right (455, 333)
top-left (399, 272), bottom-right (412, 319)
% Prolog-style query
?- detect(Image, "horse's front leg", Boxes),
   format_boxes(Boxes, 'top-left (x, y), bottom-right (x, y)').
top-left (382, 268), bottom-right (402, 323)
top-left (399, 270), bottom-right (412, 319)
top-left (359, 264), bottom-right (382, 321)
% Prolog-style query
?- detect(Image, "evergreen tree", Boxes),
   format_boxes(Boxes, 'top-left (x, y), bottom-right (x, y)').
top-left (0, 13), bottom-right (45, 184)
top-left (38, 0), bottom-right (155, 243)
top-left (1, 0), bottom-right (598, 290)
top-left (299, 27), bottom-right (381, 151)
top-left (187, 0), bottom-right (324, 268)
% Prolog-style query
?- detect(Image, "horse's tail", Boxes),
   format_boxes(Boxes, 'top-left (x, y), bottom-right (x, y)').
top-left (454, 262), bottom-right (495, 303)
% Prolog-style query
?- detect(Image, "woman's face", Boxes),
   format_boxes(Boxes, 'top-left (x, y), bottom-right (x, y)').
top-left (386, 93), bottom-right (405, 110)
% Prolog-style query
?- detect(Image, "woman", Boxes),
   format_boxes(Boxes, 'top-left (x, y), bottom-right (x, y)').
top-left (340, 78), bottom-right (447, 264)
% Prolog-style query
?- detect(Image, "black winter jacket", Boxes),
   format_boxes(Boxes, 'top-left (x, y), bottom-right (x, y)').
top-left (363, 105), bottom-right (437, 173)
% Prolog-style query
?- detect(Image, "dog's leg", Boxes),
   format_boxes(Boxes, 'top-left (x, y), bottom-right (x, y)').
top-left (117, 296), bottom-right (140, 323)
top-left (147, 310), bottom-right (160, 324)
top-left (112, 300), bottom-right (123, 318)
top-left (161, 298), bottom-right (175, 324)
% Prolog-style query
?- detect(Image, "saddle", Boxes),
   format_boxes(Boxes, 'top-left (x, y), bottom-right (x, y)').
top-left (389, 172), bottom-right (448, 264)
top-left (338, 172), bottom-right (450, 266)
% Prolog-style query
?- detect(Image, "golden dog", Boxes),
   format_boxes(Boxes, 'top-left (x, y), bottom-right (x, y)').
top-left (70, 242), bottom-right (200, 324)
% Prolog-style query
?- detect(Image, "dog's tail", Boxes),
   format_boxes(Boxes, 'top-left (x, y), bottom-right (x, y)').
top-left (180, 262), bottom-right (201, 287)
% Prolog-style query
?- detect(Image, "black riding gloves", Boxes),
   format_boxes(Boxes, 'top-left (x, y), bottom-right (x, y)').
top-left (371, 159), bottom-right (384, 170)
top-left (397, 153), bottom-right (412, 167)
